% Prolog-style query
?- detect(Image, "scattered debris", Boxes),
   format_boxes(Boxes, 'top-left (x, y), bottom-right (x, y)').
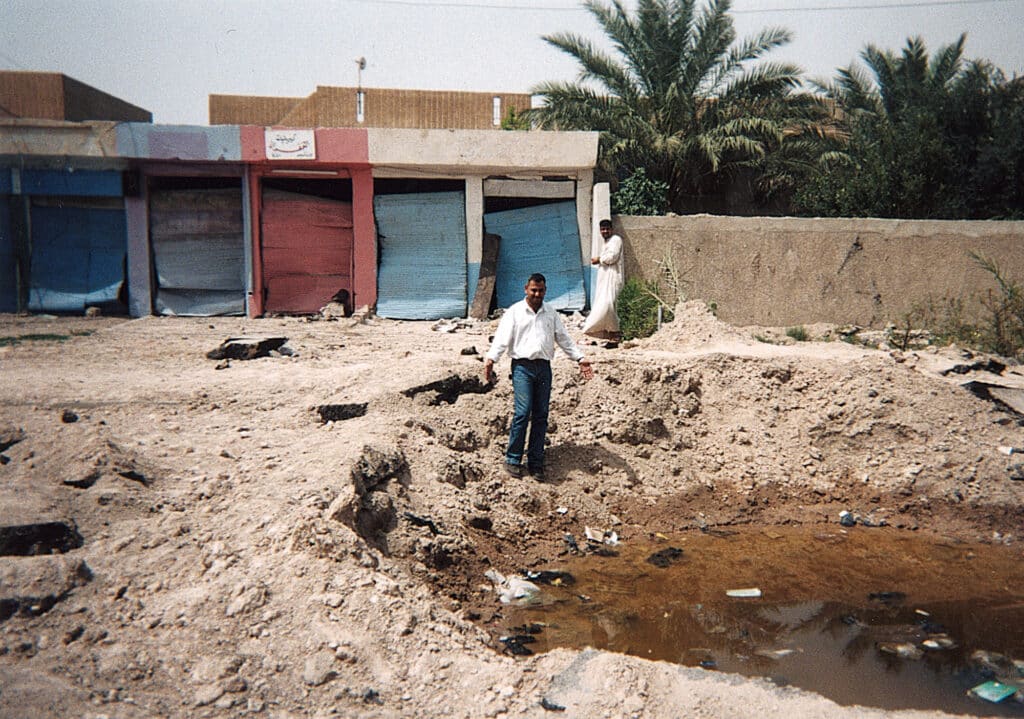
top-left (646, 547), bottom-right (684, 568)
top-left (316, 403), bottom-right (368, 423)
top-left (755, 648), bottom-right (797, 659)
top-left (540, 697), bottom-right (566, 712)
top-left (868, 591), bottom-right (907, 605)
top-left (839, 510), bottom-right (857, 527)
top-left (584, 526), bottom-right (619, 546)
top-left (921, 635), bottom-right (957, 650)
top-left (969, 680), bottom-right (1019, 704)
top-left (460, 346), bottom-right (478, 356)
top-left (485, 570), bottom-right (541, 606)
top-left (523, 570), bottom-right (574, 586)
top-left (403, 512), bottom-right (441, 535)
top-left (60, 409), bottom-right (79, 424)
top-left (877, 642), bottom-right (924, 660)
top-left (206, 337), bottom-right (289, 361)
top-left (499, 634), bottom-right (536, 656)
top-left (725, 588), bottom-right (762, 598)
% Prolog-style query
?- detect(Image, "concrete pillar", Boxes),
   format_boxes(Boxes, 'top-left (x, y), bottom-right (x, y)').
top-left (351, 168), bottom-right (377, 310)
top-left (588, 182), bottom-right (611, 306)
top-left (575, 169), bottom-right (594, 263)
top-left (465, 175), bottom-right (484, 312)
top-left (124, 191), bottom-right (151, 317)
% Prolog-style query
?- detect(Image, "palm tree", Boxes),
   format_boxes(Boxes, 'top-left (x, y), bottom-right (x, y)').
top-left (530, 0), bottom-right (833, 210)
top-left (800, 35), bottom-right (1005, 218)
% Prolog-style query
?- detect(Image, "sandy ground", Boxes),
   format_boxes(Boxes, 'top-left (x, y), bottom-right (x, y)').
top-left (0, 302), bottom-right (1022, 719)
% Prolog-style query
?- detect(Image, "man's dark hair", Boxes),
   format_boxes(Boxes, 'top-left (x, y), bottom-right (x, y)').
top-left (528, 273), bottom-right (546, 285)
top-left (599, 219), bottom-right (612, 228)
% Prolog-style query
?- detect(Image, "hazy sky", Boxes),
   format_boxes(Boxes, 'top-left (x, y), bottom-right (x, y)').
top-left (3, 0), bottom-right (1022, 125)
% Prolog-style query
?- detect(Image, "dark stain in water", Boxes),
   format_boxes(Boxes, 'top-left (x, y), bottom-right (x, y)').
top-left (498, 526), bottom-right (1024, 715)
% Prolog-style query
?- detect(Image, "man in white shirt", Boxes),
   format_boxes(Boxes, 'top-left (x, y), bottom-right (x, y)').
top-left (483, 273), bottom-right (593, 480)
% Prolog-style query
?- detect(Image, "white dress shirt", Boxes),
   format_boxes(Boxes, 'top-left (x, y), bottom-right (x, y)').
top-left (486, 300), bottom-right (586, 363)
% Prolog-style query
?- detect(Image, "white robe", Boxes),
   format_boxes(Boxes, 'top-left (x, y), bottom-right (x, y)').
top-left (583, 233), bottom-right (624, 338)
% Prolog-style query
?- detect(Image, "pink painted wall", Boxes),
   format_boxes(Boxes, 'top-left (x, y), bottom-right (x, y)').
top-left (241, 126), bottom-right (375, 316)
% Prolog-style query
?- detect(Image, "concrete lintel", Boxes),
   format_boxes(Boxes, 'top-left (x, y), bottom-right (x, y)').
top-left (366, 128), bottom-right (598, 171)
top-left (483, 179), bottom-right (574, 198)
top-left (0, 120), bottom-right (120, 158)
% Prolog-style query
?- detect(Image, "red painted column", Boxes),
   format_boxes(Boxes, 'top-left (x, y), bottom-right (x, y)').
top-left (351, 168), bottom-right (377, 310)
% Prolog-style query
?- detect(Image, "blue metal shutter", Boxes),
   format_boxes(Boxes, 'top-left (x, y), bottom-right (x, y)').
top-left (374, 191), bottom-right (466, 319)
top-left (0, 199), bottom-right (14, 312)
top-left (28, 202), bottom-right (126, 312)
top-left (484, 200), bottom-right (585, 311)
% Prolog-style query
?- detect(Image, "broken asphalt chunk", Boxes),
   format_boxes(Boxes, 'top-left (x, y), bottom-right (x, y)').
top-left (316, 403), bottom-right (367, 423)
top-left (500, 635), bottom-right (534, 656)
top-left (0, 427), bottom-right (26, 453)
top-left (646, 547), bottom-right (684, 568)
top-left (401, 373), bottom-right (491, 405)
top-left (206, 337), bottom-right (289, 361)
top-left (402, 512), bottom-right (440, 535)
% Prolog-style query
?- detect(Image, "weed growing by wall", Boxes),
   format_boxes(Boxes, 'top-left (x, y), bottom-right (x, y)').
top-left (617, 278), bottom-right (674, 340)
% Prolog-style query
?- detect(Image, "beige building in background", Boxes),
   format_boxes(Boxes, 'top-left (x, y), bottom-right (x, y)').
top-left (0, 71), bottom-right (151, 122)
top-left (209, 86), bottom-right (533, 130)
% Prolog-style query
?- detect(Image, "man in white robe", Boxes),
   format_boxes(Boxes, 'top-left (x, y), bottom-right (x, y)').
top-left (582, 219), bottom-right (624, 340)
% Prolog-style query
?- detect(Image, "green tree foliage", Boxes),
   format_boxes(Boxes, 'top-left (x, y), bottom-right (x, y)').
top-left (796, 36), bottom-right (1024, 219)
top-left (501, 106), bottom-right (531, 130)
top-left (529, 0), bottom-right (836, 211)
top-left (611, 167), bottom-right (669, 214)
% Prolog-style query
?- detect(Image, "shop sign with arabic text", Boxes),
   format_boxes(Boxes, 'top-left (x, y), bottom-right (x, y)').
top-left (265, 129), bottom-right (316, 160)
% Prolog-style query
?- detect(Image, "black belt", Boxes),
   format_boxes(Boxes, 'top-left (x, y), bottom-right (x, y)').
top-left (512, 357), bottom-right (550, 366)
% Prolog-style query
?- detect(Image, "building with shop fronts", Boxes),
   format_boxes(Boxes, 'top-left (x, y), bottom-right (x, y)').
top-left (2, 76), bottom-right (600, 320)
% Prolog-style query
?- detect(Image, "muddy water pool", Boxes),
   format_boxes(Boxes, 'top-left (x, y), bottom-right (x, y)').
top-left (498, 526), bottom-right (1024, 715)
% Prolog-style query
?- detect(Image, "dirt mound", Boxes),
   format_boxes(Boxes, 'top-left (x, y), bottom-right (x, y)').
top-left (639, 300), bottom-right (752, 351)
top-left (0, 313), bottom-right (1020, 719)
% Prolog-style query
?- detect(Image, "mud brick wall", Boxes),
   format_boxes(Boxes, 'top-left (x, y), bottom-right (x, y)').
top-left (618, 214), bottom-right (1024, 328)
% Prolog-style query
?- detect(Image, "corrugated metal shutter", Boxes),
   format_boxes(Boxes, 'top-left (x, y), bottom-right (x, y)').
top-left (0, 199), bottom-right (14, 312)
top-left (374, 191), bottom-right (466, 319)
top-left (150, 188), bottom-right (245, 316)
top-left (28, 199), bottom-right (126, 312)
top-left (485, 200), bottom-right (585, 311)
top-left (262, 189), bottom-right (354, 314)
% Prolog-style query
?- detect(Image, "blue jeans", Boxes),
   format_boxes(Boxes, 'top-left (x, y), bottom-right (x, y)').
top-left (507, 359), bottom-right (552, 469)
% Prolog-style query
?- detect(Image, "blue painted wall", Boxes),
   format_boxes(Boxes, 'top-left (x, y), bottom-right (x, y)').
top-left (21, 169), bottom-right (123, 197)
top-left (375, 191), bottom-right (467, 320)
top-left (28, 204), bottom-right (126, 312)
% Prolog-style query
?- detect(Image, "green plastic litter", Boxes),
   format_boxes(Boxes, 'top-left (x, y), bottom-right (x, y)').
top-left (970, 680), bottom-right (1018, 703)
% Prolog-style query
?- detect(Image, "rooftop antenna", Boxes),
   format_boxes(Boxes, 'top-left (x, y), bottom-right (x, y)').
top-left (355, 56), bottom-right (366, 90)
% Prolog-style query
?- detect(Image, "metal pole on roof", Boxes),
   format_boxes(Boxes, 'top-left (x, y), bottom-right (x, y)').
top-left (355, 57), bottom-right (366, 91)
